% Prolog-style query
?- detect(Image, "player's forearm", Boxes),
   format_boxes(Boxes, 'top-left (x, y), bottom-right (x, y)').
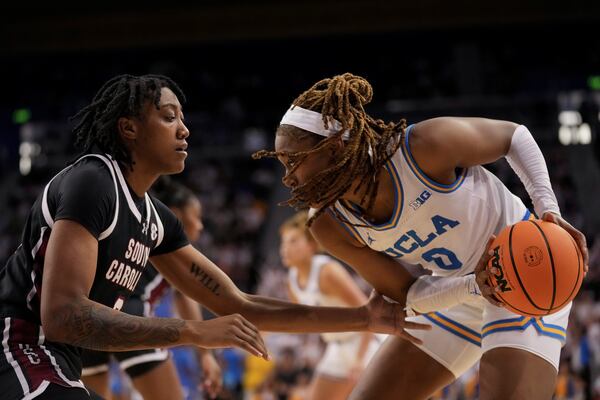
top-left (44, 297), bottom-right (192, 351)
top-left (505, 125), bottom-right (560, 216)
top-left (155, 249), bottom-right (367, 333)
top-left (240, 294), bottom-right (369, 333)
top-left (405, 275), bottom-right (481, 315)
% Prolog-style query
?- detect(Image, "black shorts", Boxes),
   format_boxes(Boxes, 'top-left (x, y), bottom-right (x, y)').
top-left (81, 297), bottom-right (168, 379)
top-left (0, 317), bottom-right (91, 400)
top-left (32, 383), bottom-right (103, 399)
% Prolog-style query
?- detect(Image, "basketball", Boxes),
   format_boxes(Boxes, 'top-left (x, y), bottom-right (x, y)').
top-left (487, 220), bottom-right (584, 317)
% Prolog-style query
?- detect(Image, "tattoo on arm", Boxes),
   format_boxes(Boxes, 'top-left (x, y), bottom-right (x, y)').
top-left (57, 302), bottom-right (184, 351)
top-left (190, 263), bottom-right (220, 295)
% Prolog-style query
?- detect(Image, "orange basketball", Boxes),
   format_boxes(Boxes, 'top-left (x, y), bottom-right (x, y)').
top-left (487, 220), bottom-right (584, 317)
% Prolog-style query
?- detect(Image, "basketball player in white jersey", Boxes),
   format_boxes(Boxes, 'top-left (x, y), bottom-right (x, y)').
top-left (254, 73), bottom-right (589, 399)
top-left (280, 211), bottom-right (382, 400)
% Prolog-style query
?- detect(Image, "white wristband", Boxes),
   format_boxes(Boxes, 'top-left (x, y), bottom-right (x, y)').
top-left (505, 125), bottom-right (560, 217)
top-left (405, 275), bottom-right (481, 315)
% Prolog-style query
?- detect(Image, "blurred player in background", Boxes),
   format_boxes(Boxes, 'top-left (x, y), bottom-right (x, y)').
top-left (81, 177), bottom-right (223, 399)
top-left (255, 72), bottom-right (589, 399)
top-left (280, 211), bottom-right (382, 400)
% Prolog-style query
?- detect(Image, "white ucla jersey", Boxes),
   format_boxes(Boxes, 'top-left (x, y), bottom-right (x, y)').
top-left (328, 124), bottom-right (530, 278)
top-left (289, 255), bottom-right (356, 342)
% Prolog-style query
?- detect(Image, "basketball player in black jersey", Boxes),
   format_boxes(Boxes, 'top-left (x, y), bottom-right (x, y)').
top-left (81, 178), bottom-right (222, 399)
top-left (0, 75), bottom-right (428, 400)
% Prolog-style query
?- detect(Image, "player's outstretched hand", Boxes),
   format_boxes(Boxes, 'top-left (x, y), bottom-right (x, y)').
top-left (474, 235), bottom-right (504, 307)
top-left (542, 212), bottom-right (589, 274)
top-left (365, 290), bottom-right (431, 345)
top-left (200, 352), bottom-right (223, 399)
top-left (190, 314), bottom-right (269, 360)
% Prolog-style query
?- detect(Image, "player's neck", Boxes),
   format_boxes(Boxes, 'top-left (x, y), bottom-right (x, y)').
top-left (340, 165), bottom-right (395, 224)
top-left (295, 258), bottom-right (312, 276)
top-left (121, 164), bottom-right (158, 198)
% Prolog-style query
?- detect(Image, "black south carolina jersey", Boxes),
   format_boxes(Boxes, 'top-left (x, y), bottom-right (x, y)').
top-left (0, 153), bottom-right (188, 398)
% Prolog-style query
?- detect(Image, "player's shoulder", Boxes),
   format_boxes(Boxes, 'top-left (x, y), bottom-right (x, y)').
top-left (64, 154), bottom-right (115, 183)
top-left (410, 117), bottom-right (462, 143)
top-left (309, 209), bottom-right (365, 249)
top-left (54, 155), bottom-right (116, 198)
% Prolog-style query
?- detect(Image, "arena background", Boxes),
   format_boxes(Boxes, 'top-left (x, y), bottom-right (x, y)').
top-left (1, 2), bottom-right (599, 399)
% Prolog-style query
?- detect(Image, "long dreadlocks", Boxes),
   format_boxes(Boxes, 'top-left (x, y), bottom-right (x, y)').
top-left (253, 73), bottom-right (406, 226)
top-left (71, 74), bottom-right (186, 169)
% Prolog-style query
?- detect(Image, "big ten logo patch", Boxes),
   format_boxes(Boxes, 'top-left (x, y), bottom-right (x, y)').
top-left (409, 190), bottom-right (432, 211)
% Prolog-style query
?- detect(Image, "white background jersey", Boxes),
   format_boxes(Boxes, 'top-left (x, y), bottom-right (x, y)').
top-left (288, 255), bottom-right (357, 342)
top-left (329, 125), bottom-right (529, 278)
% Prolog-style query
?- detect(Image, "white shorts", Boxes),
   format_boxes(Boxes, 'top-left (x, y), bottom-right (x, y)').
top-left (405, 297), bottom-right (571, 378)
top-left (315, 334), bottom-right (384, 379)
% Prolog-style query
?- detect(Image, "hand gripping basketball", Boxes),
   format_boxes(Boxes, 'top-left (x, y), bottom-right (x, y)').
top-left (474, 236), bottom-right (505, 308)
top-left (542, 212), bottom-right (589, 274)
top-left (483, 219), bottom-right (585, 317)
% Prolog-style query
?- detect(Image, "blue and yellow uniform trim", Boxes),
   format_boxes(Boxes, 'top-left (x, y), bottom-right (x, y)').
top-left (423, 312), bottom-right (482, 346)
top-left (400, 125), bottom-right (468, 194)
top-left (482, 316), bottom-right (566, 342)
top-left (334, 159), bottom-right (404, 232)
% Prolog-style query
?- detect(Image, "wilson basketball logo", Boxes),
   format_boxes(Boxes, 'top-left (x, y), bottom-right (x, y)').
top-left (523, 246), bottom-right (543, 267)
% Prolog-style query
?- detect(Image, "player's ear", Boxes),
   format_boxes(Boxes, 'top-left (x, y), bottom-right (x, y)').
top-left (117, 117), bottom-right (137, 141)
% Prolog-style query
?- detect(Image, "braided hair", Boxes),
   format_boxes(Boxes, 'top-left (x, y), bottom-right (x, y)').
top-left (254, 73), bottom-right (406, 226)
top-left (71, 74), bottom-right (186, 169)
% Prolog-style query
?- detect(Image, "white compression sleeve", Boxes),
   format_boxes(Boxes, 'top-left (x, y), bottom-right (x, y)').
top-left (505, 125), bottom-right (560, 217)
top-left (405, 275), bottom-right (481, 315)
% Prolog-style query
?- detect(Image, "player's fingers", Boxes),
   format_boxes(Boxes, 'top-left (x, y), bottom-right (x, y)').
top-left (480, 284), bottom-right (496, 297)
top-left (232, 326), bottom-right (268, 359)
top-left (482, 292), bottom-right (504, 307)
top-left (203, 379), bottom-right (217, 399)
top-left (401, 320), bottom-right (431, 331)
top-left (399, 330), bottom-right (424, 346)
top-left (568, 229), bottom-right (589, 270)
top-left (475, 236), bottom-right (496, 273)
top-left (240, 319), bottom-right (270, 360)
top-left (368, 289), bottom-right (379, 301)
top-left (234, 334), bottom-right (267, 359)
top-left (476, 269), bottom-right (490, 286)
top-left (553, 216), bottom-right (590, 272)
